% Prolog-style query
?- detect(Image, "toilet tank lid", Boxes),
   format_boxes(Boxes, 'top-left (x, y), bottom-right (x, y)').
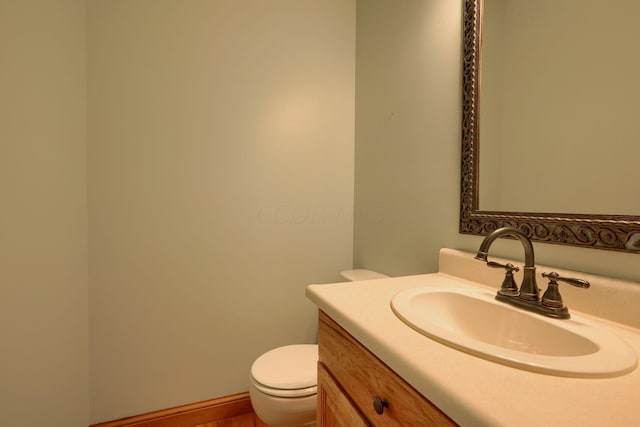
top-left (340, 269), bottom-right (389, 281)
top-left (251, 344), bottom-right (318, 390)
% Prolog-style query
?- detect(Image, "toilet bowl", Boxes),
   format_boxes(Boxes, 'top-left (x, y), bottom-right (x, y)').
top-left (249, 269), bottom-right (388, 426)
top-left (249, 344), bottom-right (318, 427)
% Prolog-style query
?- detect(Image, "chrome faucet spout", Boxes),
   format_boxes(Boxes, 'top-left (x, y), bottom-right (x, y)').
top-left (474, 252), bottom-right (488, 262)
top-left (475, 227), bottom-right (589, 319)
top-left (476, 227), bottom-right (539, 301)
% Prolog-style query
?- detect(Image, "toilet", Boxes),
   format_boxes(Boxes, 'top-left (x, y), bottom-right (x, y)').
top-left (249, 269), bottom-right (389, 426)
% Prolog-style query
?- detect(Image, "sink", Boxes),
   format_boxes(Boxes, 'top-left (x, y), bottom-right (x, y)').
top-left (391, 285), bottom-right (637, 378)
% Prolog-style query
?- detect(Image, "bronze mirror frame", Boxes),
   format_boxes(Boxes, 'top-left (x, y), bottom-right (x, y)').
top-left (459, 0), bottom-right (640, 252)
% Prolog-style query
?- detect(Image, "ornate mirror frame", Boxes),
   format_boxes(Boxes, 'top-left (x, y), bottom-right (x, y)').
top-left (459, 0), bottom-right (640, 252)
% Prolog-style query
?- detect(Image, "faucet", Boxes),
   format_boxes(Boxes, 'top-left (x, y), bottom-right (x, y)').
top-left (475, 227), bottom-right (589, 319)
top-left (475, 227), bottom-right (539, 301)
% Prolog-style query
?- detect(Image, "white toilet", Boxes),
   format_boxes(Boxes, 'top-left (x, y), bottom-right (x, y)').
top-left (249, 269), bottom-right (389, 427)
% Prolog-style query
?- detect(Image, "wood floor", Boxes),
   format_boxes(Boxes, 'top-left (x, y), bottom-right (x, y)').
top-left (194, 412), bottom-right (268, 427)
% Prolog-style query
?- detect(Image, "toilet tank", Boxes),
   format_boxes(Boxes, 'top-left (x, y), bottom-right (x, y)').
top-left (340, 269), bottom-right (389, 282)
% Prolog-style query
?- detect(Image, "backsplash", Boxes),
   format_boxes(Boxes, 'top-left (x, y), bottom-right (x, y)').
top-left (439, 248), bottom-right (640, 329)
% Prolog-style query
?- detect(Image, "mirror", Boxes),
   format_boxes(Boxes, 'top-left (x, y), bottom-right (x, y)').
top-left (459, 0), bottom-right (640, 252)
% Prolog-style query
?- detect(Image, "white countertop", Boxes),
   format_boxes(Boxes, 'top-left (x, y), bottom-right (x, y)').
top-left (306, 249), bottom-right (640, 426)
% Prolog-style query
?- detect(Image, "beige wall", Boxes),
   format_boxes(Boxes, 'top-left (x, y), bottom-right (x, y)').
top-left (0, 0), bottom-right (89, 426)
top-left (354, 0), bottom-right (464, 275)
top-left (87, 0), bottom-right (355, 422)
top-left (353, 0), bottom-right (640, 284)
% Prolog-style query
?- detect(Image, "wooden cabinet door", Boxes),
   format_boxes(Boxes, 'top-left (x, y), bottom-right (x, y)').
top-left (318, 311), bottom-right (457, 427)
top-left (317, 362), bottom-right (370, 427)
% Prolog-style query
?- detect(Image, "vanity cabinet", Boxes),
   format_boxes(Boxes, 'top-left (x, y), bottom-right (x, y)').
top-left (317, 311), bottom-right (456, 426)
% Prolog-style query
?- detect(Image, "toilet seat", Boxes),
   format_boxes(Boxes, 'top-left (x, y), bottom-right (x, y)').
top-left (250, 344), bottom-right (318, 398)
top-left (251, 381), bottom-right (317, 398)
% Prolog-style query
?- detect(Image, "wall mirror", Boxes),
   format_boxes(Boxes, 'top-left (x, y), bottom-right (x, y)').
top-left (460, 0), bottom-right (640, 252)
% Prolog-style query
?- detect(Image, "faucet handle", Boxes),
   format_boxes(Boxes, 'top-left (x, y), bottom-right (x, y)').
top-left (542, 271), bottom-right (590, 288)
top-left (488, 261), bottom-right (520, 296)
top-left (541, 271), bottom-right (590, 310)
top-left (487, 261), bottom-right (519, 273)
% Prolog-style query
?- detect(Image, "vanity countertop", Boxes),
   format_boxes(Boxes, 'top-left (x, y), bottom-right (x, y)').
top-left (306, 249), bottom-right (640, 426)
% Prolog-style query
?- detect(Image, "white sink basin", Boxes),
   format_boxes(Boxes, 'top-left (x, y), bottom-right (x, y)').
top-left (391, 286), bottom-right (637, 378)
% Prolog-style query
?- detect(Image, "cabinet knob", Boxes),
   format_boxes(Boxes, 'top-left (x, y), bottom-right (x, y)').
top-left (373, 396), bottom-right (389, 415)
